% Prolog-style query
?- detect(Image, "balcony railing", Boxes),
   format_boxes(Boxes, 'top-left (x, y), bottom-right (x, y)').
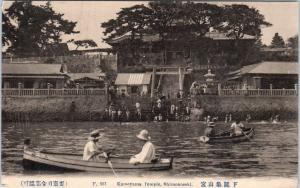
top-left (2, 88), bottom-right (106, 96)
top-left (219, 89), bottom-right (297, 96)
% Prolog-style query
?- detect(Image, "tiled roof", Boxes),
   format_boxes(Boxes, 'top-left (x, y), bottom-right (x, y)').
top-left (230, 61), bottom-right (298, 76)
top-left (68, 73), bottom-right (105, 81)
top-left (115, 73), bottom-right (152, 85)
top-left (109, 32), bottom-right (255, 43)
top-left (2, 63), bottom-right (65, 75)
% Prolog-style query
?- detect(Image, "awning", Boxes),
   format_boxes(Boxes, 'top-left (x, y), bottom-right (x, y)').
top-left (115, 73), bottom-right (152, 85)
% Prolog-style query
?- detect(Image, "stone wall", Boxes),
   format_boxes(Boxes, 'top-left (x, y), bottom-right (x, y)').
top-left (2, 95), bottom-right (108, 122)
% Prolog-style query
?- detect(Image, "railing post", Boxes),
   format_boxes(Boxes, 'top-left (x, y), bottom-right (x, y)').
top-left (47, 83), bottom-right (50, 95)
top-left (295, 84), bottom-right (298, 95)
top-left (76, 83), bottom-right (79, 95)
top-left (257, 88), bottom-right (260, 96)
top-left (218, 83), bottom-right (221, 96)
top-left (62, 88), bottom-right (64, 96)
top-left (33, 88), bottom-right (35, 96)
top-left (18, 83), bottom-right (22, 96)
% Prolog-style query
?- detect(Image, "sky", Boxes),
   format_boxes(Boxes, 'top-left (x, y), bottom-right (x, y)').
top-left (2, 1), bottom-right (299, 50)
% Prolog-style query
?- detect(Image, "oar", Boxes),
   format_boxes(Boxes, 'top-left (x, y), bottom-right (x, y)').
top-left (199, 136), bottom-right (209, 143)
top-left (103, 152), bottom-right (118, 177)
top-left (241, 130), bottom-right (251, 140)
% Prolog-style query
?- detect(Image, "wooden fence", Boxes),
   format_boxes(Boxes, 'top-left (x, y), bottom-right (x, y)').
top-left (2, 88), bottom-right (106, 96)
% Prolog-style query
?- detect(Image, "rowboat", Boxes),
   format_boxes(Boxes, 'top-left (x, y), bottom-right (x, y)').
top-left (200, 128), bottom-right (254, 144)
top-left (23, 148), bottom-right (173, 172)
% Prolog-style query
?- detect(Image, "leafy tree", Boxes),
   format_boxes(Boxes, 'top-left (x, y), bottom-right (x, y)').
top-left (3, 1), bottom-right (79, 57)
top-left (182, 2), bottom-right (223, 37)
top-left (221, 4), bottom-right (272, 39)
top-left (72, 39), bottom-right (98, 50)
top-left (102, 4), bottom-right (152, 64)
top-left (270, 33), bottom-right (285, 48)
top-left (2, 13), bottom-right (16, 46)
top-left (287, 35), bottom-right (298, 49)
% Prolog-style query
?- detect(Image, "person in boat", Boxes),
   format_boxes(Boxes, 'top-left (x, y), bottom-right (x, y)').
top-left (246, 114), bottom-right (251, 123)
top-left (129, 130), bottom-right (156, 164)
top-left (83, 130), bottom-right (108, 161)
top-left (230, 120), bottom-right (245, 136)
top-left (204, 120), bottom-right (216, 137)
top-left (273, 114), bottom-right (280, 123)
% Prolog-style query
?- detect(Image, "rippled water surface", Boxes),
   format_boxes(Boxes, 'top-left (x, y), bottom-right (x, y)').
top-left (1, 121), bottom-right (298, 177)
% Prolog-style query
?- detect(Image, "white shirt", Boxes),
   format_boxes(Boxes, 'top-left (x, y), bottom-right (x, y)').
top-left (83, 141), bottom-right (98, 161)
top-left (129, 141), bottom-right (155, 164)
top-left (231, 122), bottom-right (244, 134)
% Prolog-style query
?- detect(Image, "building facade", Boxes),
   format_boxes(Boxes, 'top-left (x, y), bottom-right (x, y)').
top-left (2, 63), bottom-right (69, 89)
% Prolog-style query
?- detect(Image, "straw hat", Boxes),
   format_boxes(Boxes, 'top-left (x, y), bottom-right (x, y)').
top-left (136, 129), bottom-right (151, 141)
top-left (88, 130), bottom-right (103, 141)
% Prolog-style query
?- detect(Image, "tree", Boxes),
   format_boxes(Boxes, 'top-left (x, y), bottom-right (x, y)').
top-left (221, 4), bottom-right (272, 39)
top-left (270, 33), bottom-right (285, 48)
top-left (102, 4), bottom-right (152, 64)
top-left (147, 1), bottom-right (179, 64)
top-left (3, 1), bottom-right (79, 57)
top-left (287, 35), bottom-right (298, 49)
top-left (73, 40), bottom-right (97, 50)
top-left (2, 13), bottom-right (16, 46)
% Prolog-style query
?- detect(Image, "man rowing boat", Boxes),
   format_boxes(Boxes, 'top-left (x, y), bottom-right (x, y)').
top-left (83, 130), bottom-right (108, 161)
top-left (230, 120), bottom-right (245, 136)
top-left (129, 130), bottom-right (156, 164)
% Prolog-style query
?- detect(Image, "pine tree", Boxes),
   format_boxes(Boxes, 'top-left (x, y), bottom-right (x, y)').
top-left (270, 33), bottom-right (285, 48)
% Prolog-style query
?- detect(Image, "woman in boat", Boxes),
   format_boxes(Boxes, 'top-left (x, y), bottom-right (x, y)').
top-left (83, 130), bottom-right (108, 161)
top-left (129, 130), bottom-right (156, 164)
top-left (230, 120), bottom-right (245, 136)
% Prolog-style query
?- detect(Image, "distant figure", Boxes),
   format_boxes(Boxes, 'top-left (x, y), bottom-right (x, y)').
top-left (125, 109), bottom-right (130, 122)
top-left (111, 108), bottom-right (117, 122)
top-left (158, 114), bottom-right (163, 122)
top-left (129, 130), bottom-right (156, 164)
top-left (230, 120), bottom-right (245, 136)
top-left (103, 107), bottom-right (109, 121)
top-left (136, 108), bottom-right (142, 121)
top-left (204, 121), bottom-right (216, 137)
top-left (117, 109), bottom-right (122, 122)
top-left (246, 114), bottom-right (251, 123)
top-left (83, 130), bottom-right (107, 161)
top-left (273, 114), bottom-right (280, 123)
top-left (206, 115), bottom-right (211, 125)
top-left (225, 114), bottom-right (229, 123)
top-left (229, 114), bottom-right (232, 122)
top-left (69, 101), bottom-right (76, 121)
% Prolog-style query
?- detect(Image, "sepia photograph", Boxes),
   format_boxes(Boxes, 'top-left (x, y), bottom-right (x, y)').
top-left (1, 0), bottom-right (298, 188)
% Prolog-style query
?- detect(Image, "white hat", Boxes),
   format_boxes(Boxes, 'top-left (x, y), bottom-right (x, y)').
top-left (88, 130), bottom-right (103, 141)
top-left (136, 129), bottom-right (151, 141)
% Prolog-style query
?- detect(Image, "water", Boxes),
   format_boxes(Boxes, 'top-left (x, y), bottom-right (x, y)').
top-left (1, 121), bottom-right (298, 177)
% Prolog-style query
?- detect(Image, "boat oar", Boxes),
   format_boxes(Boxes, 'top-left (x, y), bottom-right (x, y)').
top-left (199, 136), bottom-right (209, 143)
top-left (241, 130), bottom-right (251, 140)
top-left (103, 152), bottom-right (118, 177)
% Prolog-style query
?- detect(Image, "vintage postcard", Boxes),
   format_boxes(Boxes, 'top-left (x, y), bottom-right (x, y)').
top-left (0, 1), bottom-right (298, 188)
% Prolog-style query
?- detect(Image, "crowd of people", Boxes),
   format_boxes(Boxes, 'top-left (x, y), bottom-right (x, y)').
top-left (102, 98), bottom-right (193, 122)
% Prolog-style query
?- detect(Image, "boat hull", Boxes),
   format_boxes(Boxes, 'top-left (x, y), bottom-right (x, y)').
top-left (206, 128), bottom-right (254, 144)
top-left (23, 149), bottom-right (173, 172)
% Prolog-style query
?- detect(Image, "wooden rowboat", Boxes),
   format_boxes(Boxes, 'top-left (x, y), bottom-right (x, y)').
top-left (200, 128), bottom-right (254, 144)
top-left (23, 148), bottom-right (173, 172)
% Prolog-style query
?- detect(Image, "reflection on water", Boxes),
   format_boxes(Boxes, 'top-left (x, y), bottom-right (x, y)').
top-left (1, 121), bottom-right (298, 177)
